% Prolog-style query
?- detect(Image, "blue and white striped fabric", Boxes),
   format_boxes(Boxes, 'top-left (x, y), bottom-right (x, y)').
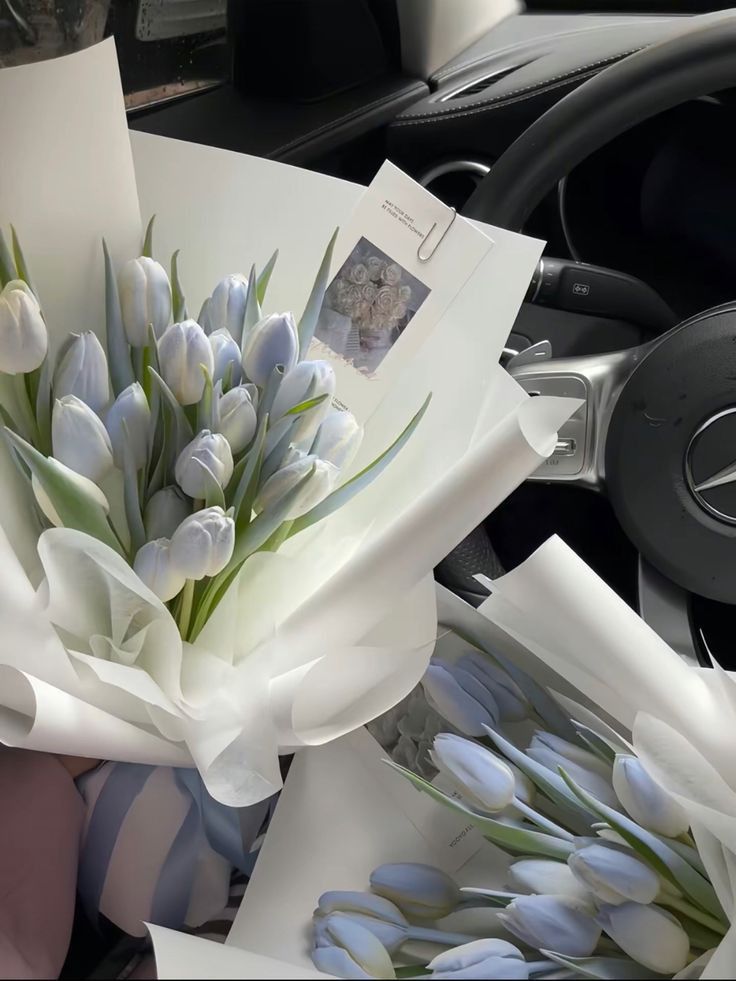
top-left (76, 762), bottom-right (275, 937)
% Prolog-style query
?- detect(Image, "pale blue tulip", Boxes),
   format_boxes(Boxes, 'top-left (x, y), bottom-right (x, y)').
top-left (270, 359), bottom-right (336, 446)
top-left (314, 913), bottom-right (395, 979)
top-left (133, 539), bottom-right (186, 602)
top-left (158, 320), bottom-right (214, 405)
top-left (370, 863), bottom-right (459, 920)
top-left (527, 732), bottom-right (618, 808)
top-left (312, 408), bottom-right (364, 471)
top-left (254, 454), bottom-right (337, 519)
top-left (508, 859), bottom-right (593, 904)
top-left (421, 662), bottom-right (499, 736)
top-left (175, 430), bottom-right (233, 499)
top-left (312, 945), bottom-right (374, 980)
top-left (498, 895), bottom-right (601, 957)
top-left (429, 733), bottom-right (516, 813)
top-left (456, 650), bottom-right (529, 723)
top-left (105, 382), bottom-right (150, 470)
top-left (52, 395), bottom-right (114, 483)
top-left (612, 755), bottom-right (690, 838)
top-left (209, 328), bottom-right (243, 386)
top-left (118, 256), bottom-right (171, 346)
top-left (169, 506), bottom-right (235, 580)
top-left (427, 939), bottom-right (529, 980)
top-left (54, 331), bottom-right (110, 414)
top-left (242, 312), bottom-right (298, 386)
top-left (208, 274), bottom-right (248, 343)
top-left (597, 902), bottom-right (689, 973)
top-left (216, 385), bottom-right (257, 454)
top-left (568, 842), bottom-right (660, 905)
top-left (144, 486), bottom-right (191, 541)
top-left (315, 893), bottom-right (407, 955)
top-left (0, 279), bottom-right (47, 374)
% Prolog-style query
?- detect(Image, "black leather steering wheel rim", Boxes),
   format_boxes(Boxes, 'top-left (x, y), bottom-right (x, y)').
top-left (438, 10), bottom-right (736, 605)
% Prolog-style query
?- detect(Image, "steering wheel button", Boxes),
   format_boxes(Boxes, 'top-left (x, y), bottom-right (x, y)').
top-left (554, 438), bottom-right (577, 457)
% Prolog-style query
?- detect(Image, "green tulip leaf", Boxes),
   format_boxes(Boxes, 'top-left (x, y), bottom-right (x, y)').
top-left (298, 227), bottom-right (338, 356)
top-left (197, 365), bottom-right (214, 433)
top-left (170, 249), bottom-right (187, 322)
top-left (242, 262), bottom-right (261, 347)
top-left (142, 215), bottom-right (155, 258)
top-left (121, 421), bottom-right (145, 556)
top-left (285, 392), bottom-right (329, 416)
top-left (540, 952), bottom-right (665, 980)
top-left (192, 458), bottom-right (226, 510)
top-left (256, 250), bottom-right (278, 305)
top-left (572, 722), bottom-right (618, 766)
top-left (458, 888), bottom-right (519, 908)
top-left (147, 367), bottom-right (194, 454)
top-left (10, 226), bottom-right (38, 297)
top-left (231, 414), bottom-right (267, 530)
top-left (290, 393), bottom-right (431, 536)
top-left (0, 227), bottom-right (16, 286)
top-left (103, 239), bottom-right (136, 397)
top-left (386, 761), bottom-right (574, 860)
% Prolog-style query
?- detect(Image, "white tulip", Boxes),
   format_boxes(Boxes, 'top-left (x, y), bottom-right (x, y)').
top-left (427, 939), bottom-right (529, 980)
top-left (54, 331), bottom-right (109, 414)
top-left (312, 945), bottom-right (377, 980)
top-left (32, 467), bottom-right (110, 528)
top-left (315, 893), bottom-right (407, 954)
top-left (242, 312), bottom-right (298, 386)
top-left (314, 912), bottom-right (395, 980)
top-left (216, 385), bottom-right (257, 454)
top-left (254, 454), bottom-right (337, 519)
top-left (175, 430), bottom-right (234, 499)
top-left (597, 902), bottom-right (690, 973)
top-left (456, 650), bottom-right (529, 723)
top-left (507, 762), bottom-right (535, 805)
top-left (208, 274), bottom-right (248, 343)
top-left (158, 320), bottom-right (214, 405)
top-left (209, 328), bottom-right (243, 386)
top-left (313, 408), bottom-right (364, 471)
top-left (612, 755), bottom-right (690, 838)
top-left (498, 895), bottom-right (601, 957)
top-left (421, 662), bottom-right (499, 737)
top-left (568, 843), bottom-right (660, 906)
top-left (169, 506), bottom-right (235, 580)
top-left (270, 359), bottom-right (335, 444)
top-left (144, 486), bottom-right (192, 541)
top-left (430, 733), bottom-right (516, 813)
top-left (369, 863), bottom-right (459, 920)
top-left (52, 395), bottom-right (114, 483)
top-left (105, 382), bottom-right (150, 470)
top-left (0, 279), bottom-right (47, 374)
top-left (133, 539), bottom-right (186, 602)
top-left (508, 859), bottom-right (593, 904)
top-left (118, 256), bottom-right (172, 346)
top-left (527, 731), bottom-right (618, 808)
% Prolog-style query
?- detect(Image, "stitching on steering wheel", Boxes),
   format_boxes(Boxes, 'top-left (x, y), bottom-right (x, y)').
top-left (395, 49), bottom-right (642, 124)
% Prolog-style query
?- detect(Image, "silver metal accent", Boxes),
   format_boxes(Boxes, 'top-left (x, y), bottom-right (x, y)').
top-left (418, 160), bottom-right (491, 189)
top-left (417, 207), bottom-right (457, 262)
top-left (554, 438), bottom-right (576, 457)
top-left (505, 339), bottom-right (552, 370)
top-left (685, 407), bottom-right (736, 524)
top-left (637, 556), bottom-right (699, 666)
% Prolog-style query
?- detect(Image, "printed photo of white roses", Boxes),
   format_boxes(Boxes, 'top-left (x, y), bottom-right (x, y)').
top-left (315, 238), bottom-right (431, 375)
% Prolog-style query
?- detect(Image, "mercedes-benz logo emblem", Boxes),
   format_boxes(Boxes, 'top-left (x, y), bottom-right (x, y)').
top-left (685, 407), bottom-right (736, 524)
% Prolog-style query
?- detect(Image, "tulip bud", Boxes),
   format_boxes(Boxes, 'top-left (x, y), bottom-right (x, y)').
top-left (498, 895), bottom-right (601, 957)
top-left (369, 863), bottom-right (459, 920)
top-left (596, 902), bottom-right (689, 973)
top-left (527, 732), bottom-right (618, 809)
top-left (612, 755), bottom-right (690, 838)
top-left (209, 328), bottom-right (243, 386)
top-left (158, 320), bottom-right (215, 406)
top-left (568, 842), bottom-right (660, 906)
top-left (456, 650), bottom-right (529, 723)
top-left (208, 274), bottom-right (248, 344)
top-left (169, 506), bottom-right (235, 580)
top-left (32, 467), bottom-right (110, 528)
top-left (54, 331), bottom-right (110, 415)
top-left (315, 892), bottom-right (408, 955)
top-left (118, 256), bottom-right (172, 346)
top-left (430, 733), bottom-right (516, 813)
top-left (271, 359), bottom-right (336, 443)
top-left (0, 280), bottom-right (47, 374)
top-left (133, 539), bottom-right (186, 602)
top-left (144, 486), bottom-right (192, 541)
top-left (508, 859), bottom-right (593, 904)
top-left (216, 385), bottom-right (257, 454)
top-left (105, 382), bottom-right (150, 470)
top-left (254, 454), bottom-right (337, 520)
top-left (507, 762), bottom-right (535, 806)
top-left (242, 312), bottom-right (298, 387)
top-left (427, 939), bottom-right (529, 980)
top-left (313, 408), bottom-right (364, 472)
top-left (175, 430), bottom-right (234, 499)
top-left (52, 395), bottom-right (114, 483)
top-left (313, 912), bottom-right (395, 980)
top-left (421, 662), bottom-right (498, 737)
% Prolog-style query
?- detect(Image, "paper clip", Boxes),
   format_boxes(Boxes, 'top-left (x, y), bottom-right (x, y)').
top-left (417, 206), bottom-right (457, 262)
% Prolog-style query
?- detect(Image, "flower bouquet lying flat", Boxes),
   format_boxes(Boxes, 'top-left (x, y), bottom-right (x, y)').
top-left (0, 40), bottom-right (576, 805)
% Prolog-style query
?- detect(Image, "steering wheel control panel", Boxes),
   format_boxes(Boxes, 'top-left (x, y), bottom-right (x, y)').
top-left (513, 373), bottom-right (589, 479)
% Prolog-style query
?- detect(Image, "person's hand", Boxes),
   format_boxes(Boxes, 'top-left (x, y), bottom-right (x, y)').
top-left (55, 755), bottom-right (100, 778)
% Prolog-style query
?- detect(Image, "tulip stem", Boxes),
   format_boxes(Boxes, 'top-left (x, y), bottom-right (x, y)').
top-left (511, 797), bottom-right (576, 841)
top-left (657, 895), bottom-right (727, 936)
top-left (407, 926), bottom-right (480, 947)
top-left (12, 371), bottom-right (40, 446)
top-left (177, 578), bottom-right (195, 640)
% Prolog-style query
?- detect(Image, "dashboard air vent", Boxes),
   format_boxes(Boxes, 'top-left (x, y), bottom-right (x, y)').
top-left (442, 64), bottom-right (525, 101)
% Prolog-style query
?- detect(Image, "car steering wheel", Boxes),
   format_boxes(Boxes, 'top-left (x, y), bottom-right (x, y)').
top-left (440, 11), bottom-right (736, 662)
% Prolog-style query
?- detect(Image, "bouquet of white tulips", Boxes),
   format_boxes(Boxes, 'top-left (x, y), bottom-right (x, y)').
top-left (311, 640), bottom-right (727, 980)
